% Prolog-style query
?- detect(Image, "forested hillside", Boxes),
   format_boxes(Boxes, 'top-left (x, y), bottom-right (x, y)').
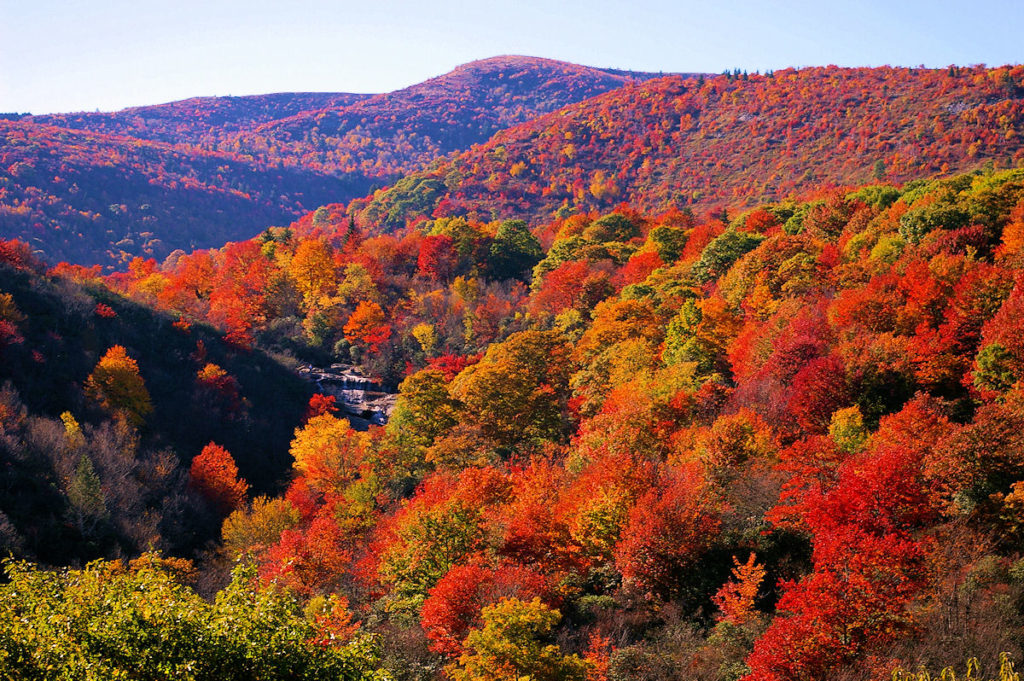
top-left (224, 56), bottom-right (679, 179)
top-left (11, 165), bottom-right (1012, 679)
top-left (350, 65), bottom-right (1024, 231)
top-left (27, 92), bottom-right (372, 145)
top-left (7, 53), bottom-right (1024, 681)
top-left (0, 120), bottom-right (364, 266)
top-left (0, 241), bottom-right (311, 567)
top-left (0, 57), bottom-right (669, 267)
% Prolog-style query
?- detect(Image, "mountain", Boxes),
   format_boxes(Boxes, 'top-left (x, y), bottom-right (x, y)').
top-left (1, 57), bottom-right (676, 268)
top-left (0, 120), bottom-right (364, 266)
top-left (28, 92), bottom-right (372, 146)
top-left (349, 64), bottom-right (1024, 231)
top-left (222, 55), bottom-right (683, 179)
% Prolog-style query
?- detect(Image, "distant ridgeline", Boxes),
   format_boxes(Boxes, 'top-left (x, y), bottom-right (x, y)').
top-left (347, 64), bottom-right (1024, 232)
top-left (0, 56), bottom-right (673, 268)
top-left (6, 62), bottom-right (1021, 269)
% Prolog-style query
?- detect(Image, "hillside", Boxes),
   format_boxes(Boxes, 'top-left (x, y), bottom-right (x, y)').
top-left (0, 120), bottom-right (365, 266)
top-left (350, 64), bottom-right (1024, 231)
top-left (10, 55), bottom-right (1024, 680)
top-left (0, 243), bottom-right (311, 565)
top-left (1, 57), bottom-right (675, 268)
top-left (224, 55), bottom-right (681, 178)
top-left (28, 92), bottom-right (372, 146)
top-left (90, 164), bottom-right (1024, 679)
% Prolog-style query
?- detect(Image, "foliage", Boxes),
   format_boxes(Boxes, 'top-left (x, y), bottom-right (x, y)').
top-left (448, 597), bottom-right (591, 681)
top-left (188, 442), bottom-right (249, 516)
top-left (0, 556), bottom-right (389, 680)
top-left (84, 345), bottom-right (153, 425)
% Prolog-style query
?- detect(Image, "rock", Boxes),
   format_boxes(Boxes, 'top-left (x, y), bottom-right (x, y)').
top-left (297, 363), bottom-right (397, 429)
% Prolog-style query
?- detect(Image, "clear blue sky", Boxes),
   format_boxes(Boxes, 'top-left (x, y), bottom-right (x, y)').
top-left (2, 0), bottom-right (1022, 114)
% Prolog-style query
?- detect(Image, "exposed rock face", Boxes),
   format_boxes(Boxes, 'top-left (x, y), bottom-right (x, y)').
top-left (297, 363), bottom-right (397, 430)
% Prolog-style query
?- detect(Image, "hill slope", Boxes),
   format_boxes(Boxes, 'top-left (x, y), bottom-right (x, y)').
top-left (0, 245), bottom-right (310, 563)
top-left (0, 120), bottom-right (364, 265)
top-left (1, 57), bottom-right (674, 267)
top-left (28, 92), bottom-right (372, 146)
top-left (225, 55), bottom-right (682, 178)
top-left (350, 64), bottom-right (1024, 231)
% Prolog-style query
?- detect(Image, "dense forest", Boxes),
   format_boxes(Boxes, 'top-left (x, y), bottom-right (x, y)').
top-left (350, 65), bottom-right (1024, 231)
top-left (6, 157), bottom-right (1024, 678)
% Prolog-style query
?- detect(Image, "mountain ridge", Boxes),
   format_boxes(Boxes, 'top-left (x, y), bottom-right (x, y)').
top-left (2, 56), bottom-right (673, 266)
top-left (347, 64), bottom-right (1024, 231)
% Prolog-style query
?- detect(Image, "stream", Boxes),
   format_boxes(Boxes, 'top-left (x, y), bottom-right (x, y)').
top-left (296, 363), bottom-right (398, 430)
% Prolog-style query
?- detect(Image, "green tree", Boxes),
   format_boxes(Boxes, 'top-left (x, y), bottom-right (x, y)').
top-left (691, 229), bottom-right (765, 283)
top-left (449, 597), bottom-right (591, 681)
top-left (0, 556), bottom-right (388, 680)
top-left (65, 455), bottom-right (108, 538)
top-left (487, 220), bottom-right (543, 281)
top-left (582, 213), bottom-right (641, 243)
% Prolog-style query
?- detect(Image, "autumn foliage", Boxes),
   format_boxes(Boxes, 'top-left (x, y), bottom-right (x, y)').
top-left (188, 442), bottom-right (249, 515)
top-left (7, 60), bottom-right (1024, 681)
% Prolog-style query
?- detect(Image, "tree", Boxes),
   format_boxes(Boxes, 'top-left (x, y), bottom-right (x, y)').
top-left (449, 597), bottom-right (591, 681)
top-left (65, 454), bottom-right (108, 537)
top-left (713, 554), bottom-right (766, 626)
top-left (289, 414), bottom-right (365, 494)
top-left (304, 393), bottom-right (339, 423)
top-left (221, 496), bottom-right (300, 560)
top-left (486, 220), bottom-right (543, 281)
top-left (582, 213), bottom-right (641, 243)
top-left (449, 330), bottom-right (571, 452)
top-left (343, 301), bottom-right (392, 355)
top-left (288, 237), bottom-right (337, 310)
top-left (84, 345), bottom-right (152, 425)
top-left (418, 234), bottom-right (458, 281)
top-left (614, 467), bottom-right (719, 600)
top-left (189, 442), bottom-right (249, 516)
top-left (692, 229), bottom-right (765, 283)
top-left (377, 491), bottom-right (485, 614)
top-left (743, 528), bottom-right (926, 681)
top-left (195, 363), bottom-right (242, 418)
top-left (0, 556), bottom-right (386, 680)
top-left (420, 563), bottom-right (547, 657)
top-left (385, 369), bottom-right (460, 471)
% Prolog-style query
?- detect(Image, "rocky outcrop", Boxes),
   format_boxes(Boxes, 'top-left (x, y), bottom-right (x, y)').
top-left (297, 363), bottom-right (397, 429)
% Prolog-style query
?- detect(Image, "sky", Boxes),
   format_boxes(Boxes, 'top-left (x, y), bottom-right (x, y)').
top-left (2, 0), bottom-right (1023, 115)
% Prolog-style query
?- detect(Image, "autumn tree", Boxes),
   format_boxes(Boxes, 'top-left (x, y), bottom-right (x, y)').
top-left (195, 362), bottom-right (243, 418)
top-left (221, 496), bottom-right (301, 559)
top-left (288, 237), bottom-right (337, 310)
top-left (189, 442), bottom-right (249, 516)
top-left (614, 467), bottom-right (720, 600)
top-left (290, 413), bottom-right (367, 494)
top-left (420, 563), bottom-right (547, 657)
top-left (84, 345), bottom-right (152, 425)
top-left (714, 554), bottom-right (766, 626)
top-left (343, 300), bottom-right (392, 355)
top-left (449, 597), bottom-right (591, 681)
top-left (385, 368), bottom-right (460, 472)
top-left (449, 330), bottom-right (571, 452)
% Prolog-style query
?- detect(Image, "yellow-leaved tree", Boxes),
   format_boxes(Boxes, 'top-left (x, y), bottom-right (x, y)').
top-left (84, 345), bottom-right (152, 425)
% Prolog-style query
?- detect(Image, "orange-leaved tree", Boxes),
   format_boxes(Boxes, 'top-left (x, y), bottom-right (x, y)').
top-left (343, 300), bottom-right (392, 355)
top-left (189, 442), bottom-right (249, 515)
